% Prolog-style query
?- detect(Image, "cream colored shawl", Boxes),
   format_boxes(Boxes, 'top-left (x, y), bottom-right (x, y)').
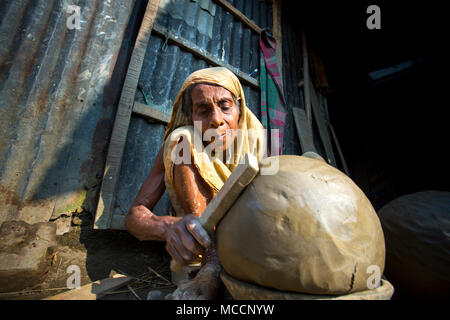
top-left (163, 67), bottom-right (265, 216)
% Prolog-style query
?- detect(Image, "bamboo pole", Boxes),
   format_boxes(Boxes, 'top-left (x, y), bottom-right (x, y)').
top-left (301, 28), bottom-right (312, 131)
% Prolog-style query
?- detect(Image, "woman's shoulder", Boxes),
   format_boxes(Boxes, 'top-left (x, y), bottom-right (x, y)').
top-left (165, 125), bottom-right (195, 142)
top-left (164, 125), bottom-right (194, 154)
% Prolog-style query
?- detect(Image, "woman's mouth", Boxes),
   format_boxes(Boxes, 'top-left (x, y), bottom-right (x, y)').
top-left (216, 132), bottom-right (228, 140)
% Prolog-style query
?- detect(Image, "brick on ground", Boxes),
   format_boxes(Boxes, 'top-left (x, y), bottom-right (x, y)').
top-left (0, 220), bottom-right (56, 293)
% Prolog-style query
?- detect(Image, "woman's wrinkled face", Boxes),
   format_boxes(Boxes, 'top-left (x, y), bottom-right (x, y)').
top-left (191, 84), bottom-right (240, 151)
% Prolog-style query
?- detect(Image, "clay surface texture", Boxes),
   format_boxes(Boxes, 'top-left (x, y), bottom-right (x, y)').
top-left (216, 155), bottom-right (385, 295)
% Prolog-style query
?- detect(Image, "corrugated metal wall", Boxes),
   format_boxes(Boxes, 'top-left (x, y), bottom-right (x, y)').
top-left (112, 0), bottom-right (274, 225)
top-left (281, 12), bottom-right (328, 159)
top-left (1, 0), bottom-right (329, 229)
top-left (0, 0), bottom-right (145, 225)
top-left (281, 17), bottom-right (303, 157)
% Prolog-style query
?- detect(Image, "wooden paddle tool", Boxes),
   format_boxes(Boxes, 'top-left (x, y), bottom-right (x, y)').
top-left (170, 153), bottom-right (260, 273)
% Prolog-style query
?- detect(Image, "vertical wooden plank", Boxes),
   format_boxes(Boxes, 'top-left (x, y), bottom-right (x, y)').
top-left (293, 107), bottom-right (317, 154)
top-left (308, 77), bottom-right (337, 167)
top-left (94, 0), bottom-right (161, 229)
top-left (329, 123), bottom-right (350, 176)
top-left (301, 28), bottom-right (312, 130)
top-left (272, 0), bottom-right (283, 88)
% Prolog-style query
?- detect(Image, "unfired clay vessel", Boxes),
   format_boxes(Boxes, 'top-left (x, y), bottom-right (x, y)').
top-left (216, 155), bottom-right (385, 295)
top-left (378, 191), bottom-right (450, 299)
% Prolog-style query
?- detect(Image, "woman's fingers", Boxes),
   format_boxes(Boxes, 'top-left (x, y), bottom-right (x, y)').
top-left (178, 228), bottom-right (203, 257)
top-left (165, 241), bottom-right (185, 265)
top-left (166, 231), bottom-right (194, 263)
top-left (185, 218), bottom-right (211, 249)
top-left (165, 215), bottom-right (211, 265)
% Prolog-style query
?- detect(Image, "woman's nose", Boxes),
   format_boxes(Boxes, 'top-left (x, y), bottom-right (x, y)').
top-left (209, 106), bottom-right (224, 128)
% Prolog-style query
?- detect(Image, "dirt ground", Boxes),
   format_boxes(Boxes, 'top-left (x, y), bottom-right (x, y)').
top-left (0, 210), bottom-right (402, 300)
top-left (0, 211), bottom-right (175, 300)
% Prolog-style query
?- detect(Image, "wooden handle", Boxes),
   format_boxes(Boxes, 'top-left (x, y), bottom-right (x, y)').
top-left (198, 153), bottom-right (259, 233)
top-left (171, 153), bottom-right (260, 273)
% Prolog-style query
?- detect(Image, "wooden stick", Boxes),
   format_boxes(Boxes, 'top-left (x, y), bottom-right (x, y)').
top-left (132, 101), bottom-right (171, 124)
top-left (148, 265), bottom-right (172, 284)
top-left (43, 274), bottom-right (134, 300)
top-left (198, 153), bottom-right (259, 234)
top-left (94, 0), bottom-right (161, 229)
top-left (213, 0), bottom-right (262, 34)
top-left (301, 28), bottom-right (312, 131)
top-left (106, 284), bottom-right (175, 295)
top-left (293, 107), bottom-right (317, 154)
top-left (320, 94), bottom-right (349, 175)
top-left (272, 0), bottom-right (283, 85)
top-left (329, 123), bottom-right (350, 176)
top-left (0, 287), bottom-right (71, 298)
top-left (127, 284), bottom-right (142, 300)
top-left (171, 153), bottom-right (259, 272)
top-left (309, 83), bottom-right (337, 166)
top-left (151, 24), bottom-right (259, 89)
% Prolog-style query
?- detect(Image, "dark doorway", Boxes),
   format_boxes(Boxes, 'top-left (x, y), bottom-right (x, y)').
top-left (284, 1), bottom-right (449, 208)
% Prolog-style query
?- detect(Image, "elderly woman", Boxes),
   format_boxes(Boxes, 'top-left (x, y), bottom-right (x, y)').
top-left (125, 67), bottom-right (265, 299)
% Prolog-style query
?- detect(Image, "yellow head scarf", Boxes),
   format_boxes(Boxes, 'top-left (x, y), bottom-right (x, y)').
top-left (163, 67), bottom-right (265, 216)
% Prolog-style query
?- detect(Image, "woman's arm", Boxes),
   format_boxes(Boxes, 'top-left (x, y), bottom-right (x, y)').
top-left (125, 145), bottom-right (215, 269)
top-left (125, 146), bottom-right (212, 260)
top-left (125, 146), bottom-right (181, 241)
top-left (166, 162), bottom-right (223, 300)
top-left (164, 161), bottom-right (214, 264)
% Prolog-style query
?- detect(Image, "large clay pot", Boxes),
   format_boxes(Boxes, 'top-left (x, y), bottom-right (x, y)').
top-left (378, 191), bottom-right (450, 299)
top-left (216, 155), bottom-right (386, 295)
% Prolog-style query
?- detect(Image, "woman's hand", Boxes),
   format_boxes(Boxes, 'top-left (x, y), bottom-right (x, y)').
top-left (165, 214), bottom-right (211, 265)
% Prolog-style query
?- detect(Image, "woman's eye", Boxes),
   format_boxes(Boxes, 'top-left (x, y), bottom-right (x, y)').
top-left (221, 103), bottom-right (232, 111)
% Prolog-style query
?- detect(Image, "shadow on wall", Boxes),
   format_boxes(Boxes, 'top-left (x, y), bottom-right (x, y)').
top-left (0, 0), bottom-right (173, 283)
top-left (0, 0), bottom-right (148, 226)
top-left (74, 0), bottom-right (166, 281)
